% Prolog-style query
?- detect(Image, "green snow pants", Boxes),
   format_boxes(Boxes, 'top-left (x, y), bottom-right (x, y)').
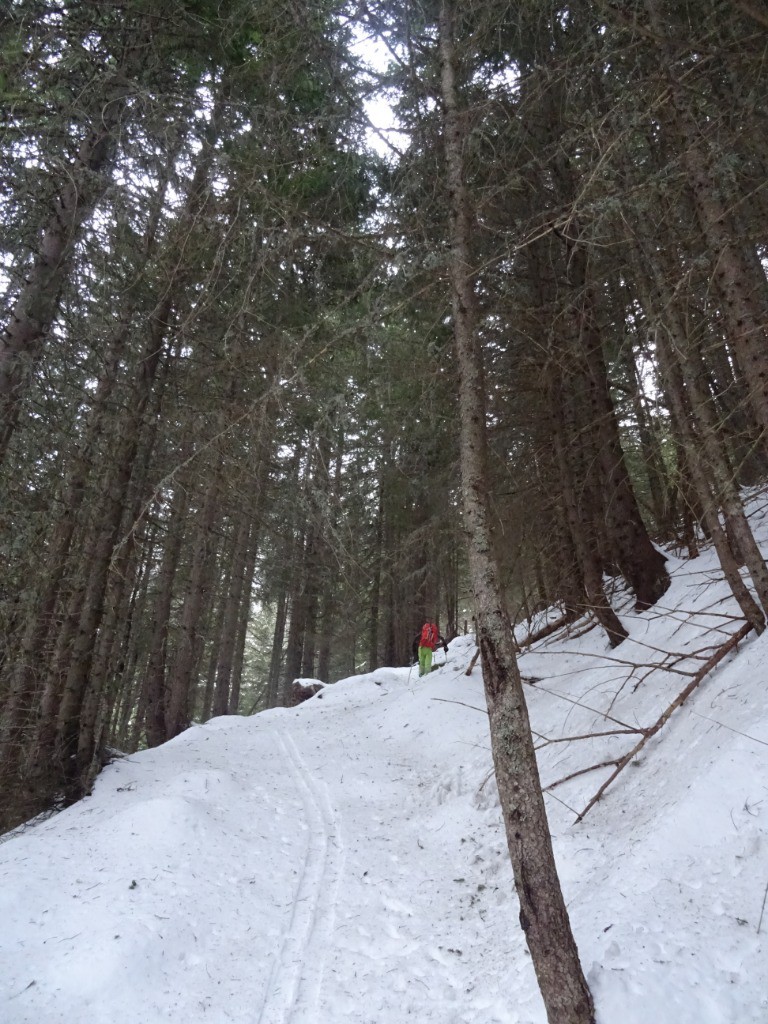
top-left (418, 645), bottom-right (433, 677)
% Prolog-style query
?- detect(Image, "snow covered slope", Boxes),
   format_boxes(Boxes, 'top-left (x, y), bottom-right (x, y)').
top-left (3, 541), bottom-right (768, 1023)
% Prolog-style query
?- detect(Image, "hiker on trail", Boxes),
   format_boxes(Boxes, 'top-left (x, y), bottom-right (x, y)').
top-left (412, 622), bottom-right (448, 677)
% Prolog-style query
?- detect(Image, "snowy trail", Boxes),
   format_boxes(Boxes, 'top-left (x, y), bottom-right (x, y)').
top-left (280, 671), bottom-right (524, 1024)
top-left (256, 728), bottom-right (345, 1024)
top-left (4, 550), bottom-right (768, 1024)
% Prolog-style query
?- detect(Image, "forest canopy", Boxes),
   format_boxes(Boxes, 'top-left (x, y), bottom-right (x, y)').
top-left (2, 0), bottom-right (768, 842)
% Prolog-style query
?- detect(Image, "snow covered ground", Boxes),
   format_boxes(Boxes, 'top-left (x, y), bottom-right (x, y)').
top-left (3, 524), bottom-right (768, 1022)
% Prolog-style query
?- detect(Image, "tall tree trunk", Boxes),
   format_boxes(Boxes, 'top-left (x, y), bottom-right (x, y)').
top-left (438, 7), bottom-right (595, 1022)
top-left (549, 360), bottom-right (629, 647)
top-left (212, 510), bottom-right (251, 717)
top-left (643, 0), bottom-right (768, 446)
top-left (144, 478), bottom-right (189, 746)
top-left (0, 67), bottom-right (134, 461)
top-left (266, 588), bottom-right (289, 709)
top-left (27, 97), bottom-right (221, 794)
top-left (563, 238), bottom-right (669, 610)
top-left (0, 313), bottom-right (130, 800)
top-left (655, 319), bottom-right (765, 632)
top-left (229, 519), bottom-right (261, 715)
top-left (367, 475), bottom-right (385, 671)
top-left (674, 340), bottom-right (768, 612)
top-left (75, 391), bottom-right (168, 785)
top-left (698, 332), bottom-right (767, 484)
top-left (635, 250), bottom-right (767, 631)
top-left (43, 326), bottom-right (171, 795)
top-left (316, 430), bottom-right (343, 682)
top-left (95, 513), bottom-right (157, 754)
top-left (283, 527), bottom-right (308, 689)
top-left (164, 460), bottom-right (224, 740)
top-left (617, 322), bottom-right (671, 535)
top-left (0, 142), bottom-right (175, 802)
top-left (299, 432), bottom-right (333, 679)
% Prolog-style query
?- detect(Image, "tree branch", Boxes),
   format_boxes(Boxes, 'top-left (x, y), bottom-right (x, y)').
top-left (575, 621), bottom-right (753, 823)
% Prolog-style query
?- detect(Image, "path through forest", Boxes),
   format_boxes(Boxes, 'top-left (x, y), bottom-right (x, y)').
top-left (4, 538), bottom-right (768, 1023)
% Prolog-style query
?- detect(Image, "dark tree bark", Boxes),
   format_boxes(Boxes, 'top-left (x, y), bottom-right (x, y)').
top-left (656, 321), bottom-right (765, 632)
top-left (367, 475), bottom-right (385, 671)
top-left (283, 522), bottom-right (309, 688)
top-left (0, 141), bottom-right (175, 803)
top-left (316, 430), bottom-right (343, 682)
top-left (635, 249), bottom-right (767, 631)
top-left (299, 431), bottom-right (333, 678)
top-left (614, 307), bottom-right (672, 536)
top-left (18, 91), bottom-right (223, 799)
top-left (0, 313), bottom-right (131, 797)
top-left (144, 478), bottom-right (189, 746)
top-left (75, 489), bottom-right (154, 787)
top-left (642, 0), bottom-right (768, 446)
top-left (560, 232), bottom-right (669, 611)
top-left (548, 358), bottom-right (629, 647)
top-left (0, 59), bottom-right (135, 462)
top-left (43, 324), bottom-right (171, 792)
top-left (438, 7), bottom-right (595, 1022)
top-left (212, 404), bottom-right (272, 717)
top-left (164, 459), bottom-right (224, 740)
top-left (266, 588), bottom-right (289, 709)
top-left (229, 519), bottom-right (261, 715)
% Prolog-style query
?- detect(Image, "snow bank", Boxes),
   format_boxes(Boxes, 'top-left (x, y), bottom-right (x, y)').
top-left (3, 536), bottom-right (768, 1022)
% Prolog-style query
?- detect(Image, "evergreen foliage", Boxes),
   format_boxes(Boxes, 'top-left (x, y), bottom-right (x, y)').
top-left (1, 0), bottom-right (768, 859)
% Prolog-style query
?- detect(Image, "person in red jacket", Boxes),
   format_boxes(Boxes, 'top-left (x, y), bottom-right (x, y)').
top-left (412, 622), bottom-right (448, 677)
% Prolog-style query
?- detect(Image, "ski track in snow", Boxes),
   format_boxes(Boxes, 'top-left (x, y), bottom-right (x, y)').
top-left (256, 728), bottom-right (345, 1024)
top-left (8, 531), bottom-right (768, 1022)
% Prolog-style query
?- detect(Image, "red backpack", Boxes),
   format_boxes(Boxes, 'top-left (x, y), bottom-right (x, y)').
top-left (420, 623), bottom-right (438, 649)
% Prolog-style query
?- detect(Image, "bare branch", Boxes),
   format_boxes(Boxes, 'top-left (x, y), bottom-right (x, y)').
top-left (576, 622), bottom-right (753, 824)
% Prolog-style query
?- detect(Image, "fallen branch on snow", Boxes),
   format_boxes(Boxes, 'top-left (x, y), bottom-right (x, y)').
top-left (464, 648), bottom-right (481, 676)
top-left (536, 728), bottom-right (641, 751)
top-left (758, 880), bottom-right (768, 934)
top-left (575, 621), bottom-right (753, 824)
top-left (430, 697), bottom-right (487, 715)
top-left (545, 759), bottom-right (623, 792)
top-left (517, 608), bottom-right (581, 649)
top-left (523, 683), bottom-right (644, 734)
